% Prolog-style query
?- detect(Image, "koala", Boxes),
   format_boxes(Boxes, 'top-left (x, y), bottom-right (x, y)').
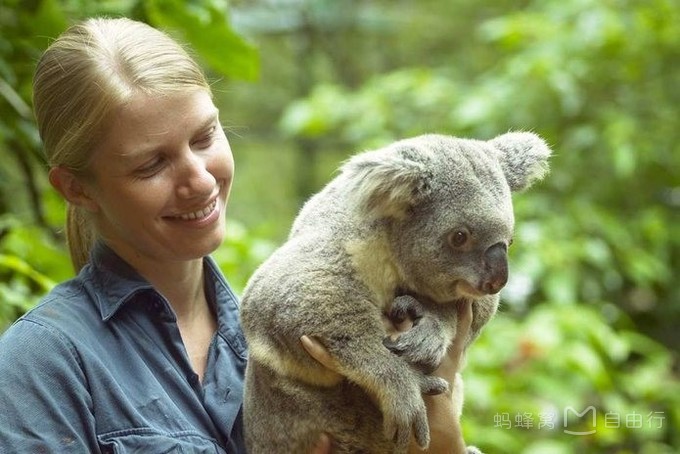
top-left (240, 132), bottom-right (551, 453)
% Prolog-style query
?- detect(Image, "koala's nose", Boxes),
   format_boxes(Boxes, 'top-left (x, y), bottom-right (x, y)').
top-left (482, 242), bottom-right (508, 294)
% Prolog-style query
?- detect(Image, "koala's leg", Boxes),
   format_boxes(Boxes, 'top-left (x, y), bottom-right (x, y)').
top-left (245, 358), bottom-right (402, 454)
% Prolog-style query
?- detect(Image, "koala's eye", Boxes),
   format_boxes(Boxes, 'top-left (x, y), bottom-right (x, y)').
top-left (449, 229), bottom-right (469, 248)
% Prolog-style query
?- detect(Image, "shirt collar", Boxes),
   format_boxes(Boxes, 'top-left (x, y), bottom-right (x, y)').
top-left (82, 242), bottom-right (155, 321)
top-left (82, 242), bottom-right (233, 325)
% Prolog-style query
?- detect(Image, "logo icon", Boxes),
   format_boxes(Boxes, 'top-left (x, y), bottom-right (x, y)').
top-left (563, 406), bottom-right (597, 435)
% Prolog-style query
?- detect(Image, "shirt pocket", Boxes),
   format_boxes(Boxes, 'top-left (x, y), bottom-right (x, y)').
top-left (98, 428), bottom-right (225, 454)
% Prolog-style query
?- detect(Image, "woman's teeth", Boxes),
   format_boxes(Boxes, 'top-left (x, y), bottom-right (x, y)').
top-left (178, 199), bottom-right (216, 220)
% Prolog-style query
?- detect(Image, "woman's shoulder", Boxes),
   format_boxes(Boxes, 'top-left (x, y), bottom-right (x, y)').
top-left (0, 304), bottom-right (86, 381)
top-left (35, 277), bottom-right (100, 320)
top-left (1, 278), bottom-right (100, 356)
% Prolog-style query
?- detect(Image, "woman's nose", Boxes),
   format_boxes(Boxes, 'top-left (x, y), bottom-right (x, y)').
top-left (176, 152), bottom-right (216, 199)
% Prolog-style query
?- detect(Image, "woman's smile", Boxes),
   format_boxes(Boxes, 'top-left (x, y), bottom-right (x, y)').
top-left (175, 198), bottom-right (218, 221)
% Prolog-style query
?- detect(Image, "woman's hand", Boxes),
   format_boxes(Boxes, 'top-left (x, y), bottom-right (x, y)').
top-left (407, 299), bottom-right (473, 454)
top-left (300, 335), bottom-right (342, 376)
top-left (299, 337), bottom-right (338, 453)
top-left (310, 433), bottom-right (332, 454)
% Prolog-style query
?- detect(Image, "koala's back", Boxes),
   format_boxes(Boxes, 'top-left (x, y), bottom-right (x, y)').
top-left (240, 228), bottom-right (386, 382)
top-left (289, 172), bottom-right (361, 239)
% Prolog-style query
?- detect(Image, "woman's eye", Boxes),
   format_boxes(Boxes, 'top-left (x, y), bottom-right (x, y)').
top-left (192, 126), bottom-right (217, 148)
top-left (449, 229), bottom-right (469, 248)
top-left (135, 158), bottom-right (165, 178)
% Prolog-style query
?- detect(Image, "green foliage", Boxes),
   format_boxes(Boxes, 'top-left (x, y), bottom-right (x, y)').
top-left (464, 303), bottom-right (679, 452)
top-left (0, 214), bottom-right (69, 331)
top-left (144, 0), bottom-right (259, 80)
top-left (212, 220), bottom-right (277, 293)
top-left (280, 68), bottom-right (461, 148)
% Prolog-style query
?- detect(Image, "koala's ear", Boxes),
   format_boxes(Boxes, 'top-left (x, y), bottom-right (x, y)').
top-left (490, 132), bottom-right (552, 192)
top-left (342, 152), bottom-right (429, 220)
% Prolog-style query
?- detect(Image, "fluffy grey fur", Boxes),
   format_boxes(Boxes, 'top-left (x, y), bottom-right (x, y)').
top-left (240, 132), bottom-right (551, 453)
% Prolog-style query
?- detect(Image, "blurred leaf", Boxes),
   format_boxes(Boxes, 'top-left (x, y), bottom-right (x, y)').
top-left (145, 0), bottom-right (259, 81)
top-left (0, 254), bottom-right (55, 292)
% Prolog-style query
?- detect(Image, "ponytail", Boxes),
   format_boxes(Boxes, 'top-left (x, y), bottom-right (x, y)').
top-left (65, 204), bottom-right (96, 273)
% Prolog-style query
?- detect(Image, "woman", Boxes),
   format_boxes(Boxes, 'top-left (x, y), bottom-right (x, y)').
top-left (0, 16), bottom-right (251, 453)
top-left (0, 17), bottom-right (466, 453)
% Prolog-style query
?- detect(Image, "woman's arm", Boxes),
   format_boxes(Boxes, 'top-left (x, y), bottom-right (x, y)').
top-left (408, 299), bottom-right (473, 454)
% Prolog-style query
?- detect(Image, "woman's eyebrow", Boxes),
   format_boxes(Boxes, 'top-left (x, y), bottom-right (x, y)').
top-left (195, 109), bottom-right (220, 133)
top-left (116, 109), bottom-right (221, 160)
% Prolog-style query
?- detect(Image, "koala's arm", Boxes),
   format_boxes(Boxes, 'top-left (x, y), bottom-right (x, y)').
top-left (304, 297), bottom-right (480, 454)
top-left (319, 308), bottom-right (449, 451)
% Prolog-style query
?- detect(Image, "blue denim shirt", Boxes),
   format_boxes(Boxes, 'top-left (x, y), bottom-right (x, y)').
top-left (0, 242), bottom-right (248, 453)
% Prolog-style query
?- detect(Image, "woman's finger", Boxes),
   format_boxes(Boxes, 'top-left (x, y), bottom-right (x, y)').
top-left (310, 432), bottom-right (332, 454)
top-left (300, 335), bottom-right (342, 373)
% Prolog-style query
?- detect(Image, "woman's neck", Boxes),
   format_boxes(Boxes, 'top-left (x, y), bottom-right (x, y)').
top-left (124, 254), bottom-right (217, 381)
top-left (143, 259), bottom-right (206, 320)
top-left (106, 240), bottom-right (207, 320)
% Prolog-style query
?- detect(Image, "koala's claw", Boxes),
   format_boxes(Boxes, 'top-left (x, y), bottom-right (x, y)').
top-left (381, 336), bottom-right (409, 357)
top-left (390, 295), bottom-right (424, 324)
top-left (384, 405), bottom-right (430, 453)
top-left (385, 294), bottom-right (451, 373)
top-left (420, 374), bottom-right (448, 395)
top-left (411, 412), bottom-right (430, 450)
top-left (381, 370), bottom-right (445, 453)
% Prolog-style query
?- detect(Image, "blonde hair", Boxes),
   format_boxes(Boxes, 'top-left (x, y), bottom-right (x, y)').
top-left (33, 17), bottom-right (211, 272)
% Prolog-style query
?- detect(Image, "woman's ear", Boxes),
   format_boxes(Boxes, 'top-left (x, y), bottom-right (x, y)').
top-left (48, 167), bottom-right (100, 212)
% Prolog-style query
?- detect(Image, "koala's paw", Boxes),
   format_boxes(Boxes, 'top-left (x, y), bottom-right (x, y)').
top-left (383, 295), bottom-right (449, 373)
top-left (388, 295), bottom-right (424, 324)
top-left (381, 373), bottom-right (447, 452)
top-left (382, 392), bottom-right (427, 451)
top-left (418, 373), bottom-right (449, 396)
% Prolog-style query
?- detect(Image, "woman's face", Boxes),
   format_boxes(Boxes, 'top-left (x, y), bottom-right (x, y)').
top-left (84, 89), bottom-right (234, 266)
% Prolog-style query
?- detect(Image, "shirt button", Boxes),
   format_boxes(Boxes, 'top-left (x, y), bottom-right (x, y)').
top-left (160, 310), bottom-right (175, 322)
